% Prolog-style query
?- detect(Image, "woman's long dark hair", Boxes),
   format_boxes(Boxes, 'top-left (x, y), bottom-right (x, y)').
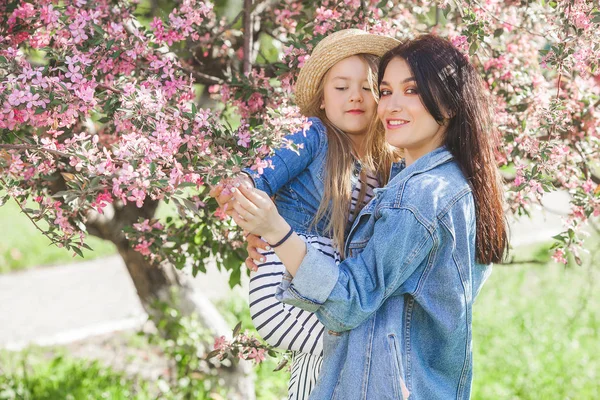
top-left (378, 35), bottom-right (508, 264)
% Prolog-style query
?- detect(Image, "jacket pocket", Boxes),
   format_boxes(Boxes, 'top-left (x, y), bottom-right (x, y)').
top-left (387, 334), bottom-right (410, 400)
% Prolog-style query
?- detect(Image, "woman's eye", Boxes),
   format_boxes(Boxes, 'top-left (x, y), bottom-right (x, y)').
top-left (405, 87), bottom-right (418, 94)
top-left (362, 87), bottom-right (371, 91)
top-left (335, 87), bottom-right (347, 91)
top-left (380, 89), bottom-right (391, 96)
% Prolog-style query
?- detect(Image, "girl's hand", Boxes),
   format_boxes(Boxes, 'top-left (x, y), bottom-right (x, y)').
top-left (229, 184), bottom-right (290, 244)
top-left (244, 232), bottom-right (270, 272)
top-left (209, 174), bottom-right (254, 210)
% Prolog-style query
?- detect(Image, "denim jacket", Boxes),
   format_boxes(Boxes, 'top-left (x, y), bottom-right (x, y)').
top-left (243, 117), bottom-right (330, 235)
top-left (276, 146), bottom-right (492, 400)
top-left (244, 117), bottom-right (387, 236)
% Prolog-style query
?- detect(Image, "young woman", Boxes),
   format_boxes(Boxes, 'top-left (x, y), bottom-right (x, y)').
top-left (227, 34), bottom-right (509, 399)
top-left (210, 29), bottom-right (400, 400)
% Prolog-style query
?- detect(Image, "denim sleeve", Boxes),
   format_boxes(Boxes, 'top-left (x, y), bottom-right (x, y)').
top-left (275, 208), bottom-right (433, 332)
top-left (242, 118), bottom-right (325, 197)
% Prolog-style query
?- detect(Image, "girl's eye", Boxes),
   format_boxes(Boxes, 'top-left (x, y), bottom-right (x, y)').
top-left (405, 87), bottom-right (418, 94)
top-left (380, 89), bottom-right (391, 96)
top-left (335, 87), bottom-right (347, 91)
top-left (362, 87), bottom-right (371, 91)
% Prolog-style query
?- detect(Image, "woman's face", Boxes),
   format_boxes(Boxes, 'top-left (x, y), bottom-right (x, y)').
top-left (321, 55), bottom-right (377, 136)
top-left (377, 57), bottom-right (446, 165)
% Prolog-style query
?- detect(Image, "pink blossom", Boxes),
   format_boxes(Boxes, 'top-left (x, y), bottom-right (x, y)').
top-left (250, 158), bottom-right (273, 175)
top-left (237, 129), bottom-right (251, 148)
top-left (582, 179), bottom-right (594, 193)
top-left (552, 249), bottom-right (567, 264)
top-left (134, 239), bottom-right (154, 256)
top-left (247, 92), bottom-right (265, 113)
top-left (213, 335), bottom-right (229, 351)
top-left (450, 35), bottom-right (468, 53)
top-left (128, 188), bottom-right (146, 208)
top-left (91, 191), bottom-right (113, 214)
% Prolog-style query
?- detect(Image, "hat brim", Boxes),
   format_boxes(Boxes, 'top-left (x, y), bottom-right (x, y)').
top-left (295, 34), bottom-right (400, 115)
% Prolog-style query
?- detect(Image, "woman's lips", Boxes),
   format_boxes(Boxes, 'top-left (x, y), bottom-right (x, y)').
top-left (385, 119), bottom-right (409, 129)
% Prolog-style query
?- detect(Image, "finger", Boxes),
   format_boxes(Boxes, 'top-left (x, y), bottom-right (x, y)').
top-left (230, 187), bottom-right (259, 215)
top-left (234, 175), bottom-right (254, 190)
top-left (247, 234), bottom-right (271, 251)
top-left (208, 184), bottom-right (222, 198)
top-left (245, 257), bottom-right (258, 272)
top-left (232, 199), bottom-right (255, 221)
top-left (216, 191), bottom-right (233, 206)
top-left (237, 184), bottom-right (270, 207)
top-left (231, 210), bottom-right (252, 230)
top-left (247, 246), bottom-right (266, 263)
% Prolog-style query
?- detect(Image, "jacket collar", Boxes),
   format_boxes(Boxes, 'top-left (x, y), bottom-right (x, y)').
top-left (387, 146), bottom-right (454, 188)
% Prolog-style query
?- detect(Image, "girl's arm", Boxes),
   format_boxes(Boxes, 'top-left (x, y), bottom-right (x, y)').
top-left (209, 118), bottom-right (324, 210)
top-left (230, 184), bottom-right (433, 333)
top-left (242, 118), bottom-right (326, 197)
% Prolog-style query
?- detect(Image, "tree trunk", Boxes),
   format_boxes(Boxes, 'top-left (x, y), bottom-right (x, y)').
top-left (86, 201), bottom-right (255, 400)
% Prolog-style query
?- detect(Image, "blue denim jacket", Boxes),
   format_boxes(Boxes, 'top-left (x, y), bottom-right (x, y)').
top-left (244, 117), bottom-right (389, 236)
top-left (276, 146), bottom-right (492, 400)
top-left (243, 117), bottom-right (330, 235)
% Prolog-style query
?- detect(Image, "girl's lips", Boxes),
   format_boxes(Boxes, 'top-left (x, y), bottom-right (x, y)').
top-left (346, 110), bottom-right (365, 115)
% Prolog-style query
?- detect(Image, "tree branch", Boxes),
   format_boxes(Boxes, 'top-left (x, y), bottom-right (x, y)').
top-left (243, 0), bottom-right (254, 75)
top-left (97, 83), bottom-right (122, 94)
top-left (0, 143), bottom-right (69, 158)
top-left (179, 61), bottom-right (225, 85)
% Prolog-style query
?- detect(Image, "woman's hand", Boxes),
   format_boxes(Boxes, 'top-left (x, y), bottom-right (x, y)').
top-left (229, 184), bottom-right (291, 245)
top-left (244, 233), bottom-right (271, 272)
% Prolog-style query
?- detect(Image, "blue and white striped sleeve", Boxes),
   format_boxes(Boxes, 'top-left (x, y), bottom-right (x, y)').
top-left (249, 239), bottom-right (338, 356)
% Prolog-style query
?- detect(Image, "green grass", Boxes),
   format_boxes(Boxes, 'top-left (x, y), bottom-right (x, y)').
top-left (0, 199), bottom-right (117, 273)
top-left (472, 258), bottom-right (600, 399)
top-left (0, 350), bottom-right (151, 400)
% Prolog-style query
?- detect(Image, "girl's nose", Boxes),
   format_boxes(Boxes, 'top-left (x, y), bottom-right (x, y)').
top-left (349, 88), bottom-right (364, 103)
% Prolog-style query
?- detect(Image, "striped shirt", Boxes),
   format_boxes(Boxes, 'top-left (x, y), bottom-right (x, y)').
top-left (249, 170), bottom-right (379, 400)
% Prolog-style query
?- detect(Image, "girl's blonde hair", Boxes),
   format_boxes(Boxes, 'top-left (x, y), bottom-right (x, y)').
top-left (304, 53), bottom-right (401, 258)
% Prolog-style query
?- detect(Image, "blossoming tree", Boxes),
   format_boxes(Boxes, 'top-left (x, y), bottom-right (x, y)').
top-left (1, 0), bottom-right (599, 392)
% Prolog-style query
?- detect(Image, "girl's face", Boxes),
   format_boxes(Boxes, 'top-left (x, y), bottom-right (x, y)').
top-left (377, 57), bottom-right (446, 165)
top-left (321, 55), bottom-right (377, 136)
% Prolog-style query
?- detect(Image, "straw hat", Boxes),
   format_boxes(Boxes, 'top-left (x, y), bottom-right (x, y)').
top-left (295, 29), bottom-right (400, 115)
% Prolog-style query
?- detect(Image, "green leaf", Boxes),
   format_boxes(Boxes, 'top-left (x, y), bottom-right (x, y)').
top-left (92, 24), bottom-right (105, 35)
top-left (72, 247), bottom-right (84, 258)
top-left (228, 266), bottom-right (241, 288)
top-left (0, 55), bottom-right (7, 63)
top-left (469, 41), bottom-right (479, 56)
top-left (493, 28), bottom-right (504, 38)
top-left (34, 107), bottom-right (46, 115)
top-left (273, 358), bottom-right (289, 372)
top-left (232, 321), bottom-right (242, 338)
top-left (106, 39), bottom-right (115, 50)
top-left (206, 349), bottom-right (221, 359)
top-left (0, 195), bottom-right (10, 207)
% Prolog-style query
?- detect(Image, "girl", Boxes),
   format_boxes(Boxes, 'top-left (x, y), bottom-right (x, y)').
top-left (210, 29), bottom-right (400, 400)
top-left (228, 35), bottom-right (509, 399)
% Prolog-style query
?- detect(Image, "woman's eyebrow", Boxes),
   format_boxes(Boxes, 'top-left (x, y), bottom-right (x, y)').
top-left (380, 77), bottom-right (416, 86)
